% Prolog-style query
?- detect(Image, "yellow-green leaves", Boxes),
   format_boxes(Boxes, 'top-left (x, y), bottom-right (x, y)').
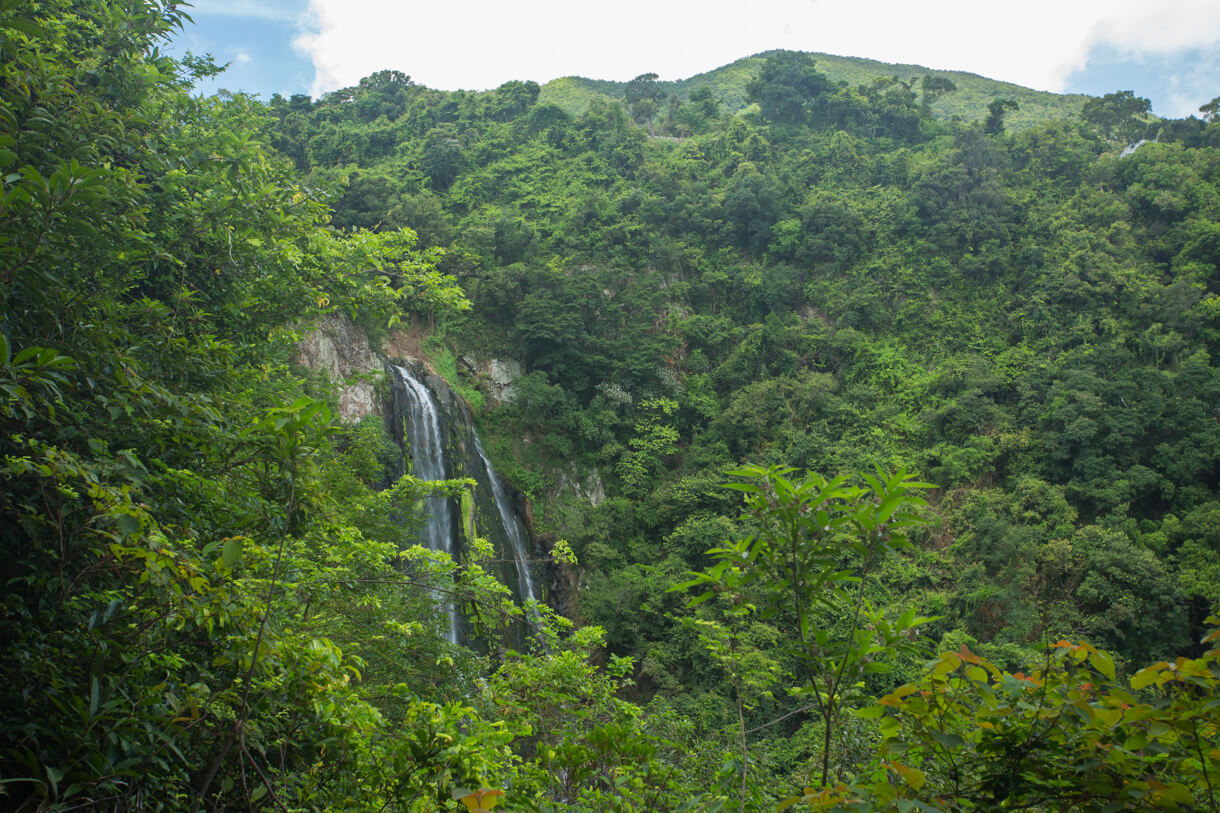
top-left (862, 631), bottom-right (1220, 810)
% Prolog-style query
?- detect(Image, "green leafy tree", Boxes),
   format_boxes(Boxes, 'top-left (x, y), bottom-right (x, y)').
top-left (1083, 89), bottom-right (1153, 142)
top-left (354, 69), bottom-right (415, 122)
top-left (625, 72), bottom-right (664, 126)
top-left (746, 52), bottom-right (835, 126)
top-left (1200, 96), bottom-right (1220, 123)
top-left (686, 598), bottom-right (782, 812)
top-left (0, 1), bottom-right (478, 808)
top-left (676, 466), bottom-right (936, 788)
top-left (485, 79), bottom-right (540, 122)
top-left (422, 124), bottom-right (468, 190)
top-left (984, 98), bottom-right (1018, 135)
top-left (843, 626), bottom-right (1220, 811)
top-left (617, 397), bottom-right (681, 498)
top-left (679, 86), bottom-right (722, 132)
top-left (489, 621), bottom-right (717, 811)
top-left (921, 75), bottom-right (958, 113)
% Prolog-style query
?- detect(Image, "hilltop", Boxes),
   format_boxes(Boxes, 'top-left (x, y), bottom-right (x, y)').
top-left (540, 49), bottom-right (1090, 129)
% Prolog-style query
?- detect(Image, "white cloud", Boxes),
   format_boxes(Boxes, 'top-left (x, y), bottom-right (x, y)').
top-left (1084, 0), bottom-right (1220, 54)
top-left (295, 0), bottom-right (1220, 98)
top-left (1164, 90), bottom-right (1202, 118)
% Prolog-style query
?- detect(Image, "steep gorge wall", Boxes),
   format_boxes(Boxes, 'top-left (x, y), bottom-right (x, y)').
top-left (295, 315), bottom-right (553, 619)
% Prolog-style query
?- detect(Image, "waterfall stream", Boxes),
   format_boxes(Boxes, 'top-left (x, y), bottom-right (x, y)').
top-left (393, 365), bottom-right (460, 644)
top-left (391, 363), bottom-right (539, 644)
top-left (473, 433), bottom-right (538, 605)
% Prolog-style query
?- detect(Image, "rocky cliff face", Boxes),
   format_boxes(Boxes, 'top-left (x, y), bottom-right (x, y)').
top-left (460, 355), bottom-right (523, 403)
top-left (295, 315), bottom-right (382, 423)
top-left (296, 316), bottom-right (526, 420)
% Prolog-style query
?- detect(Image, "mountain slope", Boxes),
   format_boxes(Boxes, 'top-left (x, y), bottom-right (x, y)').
top-left (540, 50), bottom-right (1089, 129)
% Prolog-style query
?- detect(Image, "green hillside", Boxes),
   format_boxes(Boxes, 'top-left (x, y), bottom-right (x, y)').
top-left (541, 50), bottom-right (1089, 129)
top-left (5, 6), bottom-right (1219, 810)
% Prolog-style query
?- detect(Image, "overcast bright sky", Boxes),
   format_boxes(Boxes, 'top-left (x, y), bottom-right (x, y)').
top-left (172, 0), bottom-right (1220, 118)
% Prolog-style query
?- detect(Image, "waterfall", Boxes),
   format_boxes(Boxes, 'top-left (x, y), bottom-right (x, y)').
top-left (393, 364), bottom-right (460, 644)
top-left (473, 434), bottom-right (538, 605)
top-left (391, 362), bottom-right (540, 645)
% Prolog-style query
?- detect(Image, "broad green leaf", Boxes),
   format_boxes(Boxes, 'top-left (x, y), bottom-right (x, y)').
top-left (1161, 783), bottom-right (1194, 805)
top-left (117, 514), bottom-right (141, 537)
top-left (893, 762), bottom-right (925, 790)
top-left (1131, 664), bottom-right (1167, 690)
top-left (931, 731), bottom-right (966, 750)
top-left (1089, 649), bottom-right (1116, 682)
top-left (932, 652), bottom-right (962, 678)
top-left (221, 538), bottom-right (244, 567)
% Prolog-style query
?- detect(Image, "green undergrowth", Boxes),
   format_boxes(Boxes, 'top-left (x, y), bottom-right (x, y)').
top-left (423, 333), bottom-right (486, 413)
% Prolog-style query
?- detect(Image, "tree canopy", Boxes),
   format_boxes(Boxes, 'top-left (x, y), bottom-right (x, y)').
top-left (3, 7), bottom-right (1220, 808)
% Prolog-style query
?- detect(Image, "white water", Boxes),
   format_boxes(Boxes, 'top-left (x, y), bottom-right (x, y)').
top-left (472, 433), bottom-right (538, 605)
top-left (394, 365), bottom-right (459, 644)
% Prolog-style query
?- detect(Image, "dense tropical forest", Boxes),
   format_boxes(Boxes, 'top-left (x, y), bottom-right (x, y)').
top-left (3, 1), bottom-right (1220, 810)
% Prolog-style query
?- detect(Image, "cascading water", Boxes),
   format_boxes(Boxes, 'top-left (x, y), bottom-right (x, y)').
top-left (391, 362), bottom-right (540, 646)
top-left (393, 365), bottom-right (460, 644)
top-left (473, 434), bottom-right (538, 606)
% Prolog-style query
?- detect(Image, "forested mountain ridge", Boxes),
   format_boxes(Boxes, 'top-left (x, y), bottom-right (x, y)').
top-left (3, 2), bottom-right (1220, 809)
top-left (266, 51), bottom-right (1220, 666)
top-left (265, 46), bottom-right (1220, 800)
top-left (538, 50), bottom-right (1091, 130)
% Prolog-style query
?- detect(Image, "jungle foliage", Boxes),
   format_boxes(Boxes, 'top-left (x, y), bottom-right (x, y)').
top-left (3, 1), bottom-right (1220, 809)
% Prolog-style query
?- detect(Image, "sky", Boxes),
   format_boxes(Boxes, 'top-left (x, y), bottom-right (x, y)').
top-left (170, 0), bottom-right (1220, 118)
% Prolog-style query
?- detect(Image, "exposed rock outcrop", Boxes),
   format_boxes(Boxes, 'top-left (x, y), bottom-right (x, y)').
top-left (295, 315), bottom-right (382, 423)
top-left (557, 469), bottom-right (606, 507)
top-left (459, 355), bottom-right (523, 403)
